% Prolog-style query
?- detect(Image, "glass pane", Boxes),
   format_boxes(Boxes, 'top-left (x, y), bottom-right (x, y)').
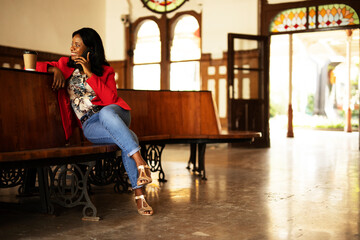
top-left (219, 79), bottom-right (227, 118)
top-left (242, 64), bottom-right (250, 74)
top-left (134, 20), bottom-right (161, 64)
top-left (170, 61), bottom-right (200, 90)
top-left (133, 64), bottom-right (160, 90)
top-left (270, 7), bottom-right (307, 32)
top-left (219, 66), bottom-right (227, 75)
top-left (242, 78), bottom-right (250, 99)
top-left (318, 4), bottom-right (360, 28)
top-left (234, 78), bottom-right (239, 99)
top-left (144, 0), bottom-right (186, 13)
top-left (171, 15), bottom-right (200, 61)
top-left (308, 6), bottom-right (316, 29)
top-left (234, 71), bottom-right (259, 99)
top-left (208, 66), bottom-right (216, 75)
top-left (231, 39), bottom-right (260, 100)
top-left (233, 39), bottom-right (258, 52)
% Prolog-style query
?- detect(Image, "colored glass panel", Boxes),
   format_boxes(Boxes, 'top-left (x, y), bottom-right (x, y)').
top-left (270, 4), bottom-right (359, 32)
top-left (270, 7), bottom-right (307, 32)
top-left (308, 6), bottom-right (316, 29)
top-left (141, 0), bottom-right (187, 14)
top-left (318, 4), bottom-right (359, 28)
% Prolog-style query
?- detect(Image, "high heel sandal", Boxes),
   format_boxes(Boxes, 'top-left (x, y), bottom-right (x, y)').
top-left (137, 165), bottom-right (152, 186)
top-left (135, 195), bottom-right (153, 216)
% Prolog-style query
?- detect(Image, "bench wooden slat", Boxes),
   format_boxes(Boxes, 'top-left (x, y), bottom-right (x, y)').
top-left (138, 134), bottom-right (170, 142)
top-left (209, 131), bottom-right (262, 139)
top-left (0, 144), bottom-right (119, 162)
top-left (168, 135), bottom-right (210, 140)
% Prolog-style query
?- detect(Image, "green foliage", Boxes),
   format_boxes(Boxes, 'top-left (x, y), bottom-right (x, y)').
top-left (305, 94), bottom-right (314, 115)
top-left (270, 102), bottom-right (287, 118)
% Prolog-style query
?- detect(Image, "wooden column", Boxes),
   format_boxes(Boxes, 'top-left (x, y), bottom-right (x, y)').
top-left (160, 14), bottom-right (170, 90)
top-left (287, 34), bottom-right (294, 138)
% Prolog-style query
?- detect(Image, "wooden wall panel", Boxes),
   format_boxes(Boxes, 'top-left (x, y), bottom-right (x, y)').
top-left (108, 60), bottom-right (127, 89)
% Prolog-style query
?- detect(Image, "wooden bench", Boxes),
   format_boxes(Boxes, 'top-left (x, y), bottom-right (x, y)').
top-left (0, 68), bottom-right (127, 221)
top-left (0, 67), bottom-right (260, 220)
top-left (118, 89), bottom-right (262, 180)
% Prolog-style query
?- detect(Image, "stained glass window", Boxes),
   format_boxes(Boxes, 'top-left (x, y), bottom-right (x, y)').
top-left (141, 0), bottom-right (187, 14)
top-left (318, 4), bottom-right (359, 28)
top-left (270, 7), bottom-right (307, 32)
top-left (270, 4), bottom-right (359, 33)
top-left (308, 6), bottom-right (316, 29)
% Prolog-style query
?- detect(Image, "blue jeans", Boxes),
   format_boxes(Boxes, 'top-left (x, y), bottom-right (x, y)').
top-left (82, 104), bottom-right (141, 189)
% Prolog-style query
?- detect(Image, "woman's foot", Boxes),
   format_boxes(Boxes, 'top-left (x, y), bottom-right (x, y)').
top-left (137, 165), bottom-right (152, 187)
top-left (131, 152), bottom-right (152, 187)
top-left (134, 188), bottom-right (153, 216)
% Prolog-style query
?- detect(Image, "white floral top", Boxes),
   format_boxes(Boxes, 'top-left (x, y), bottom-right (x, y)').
top-left (67, 69), bottom-right (102, 121)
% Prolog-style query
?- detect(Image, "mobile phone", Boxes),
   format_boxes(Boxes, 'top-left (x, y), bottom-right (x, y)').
top-left (74, 48), bottom-right (93, 70)
top-left (81, 48), bottom-right (93, 59)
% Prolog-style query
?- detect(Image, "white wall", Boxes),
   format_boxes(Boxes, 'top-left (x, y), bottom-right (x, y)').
top-left (201, 0), bottom-right (258, 58)
top-left (0, 0), bottom-right (258, 60)
top-left (105, 0), bottom-right (128, 60)
top-left (105, 0), bottom-right (258, 60)
top-left (0, 0), bottom-right (105, 55)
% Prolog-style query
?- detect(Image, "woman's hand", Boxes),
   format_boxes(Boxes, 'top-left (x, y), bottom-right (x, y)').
top-left (48, 66), bottom-right (65, 90)
top-left (74, 52), bottom-right (93, 78)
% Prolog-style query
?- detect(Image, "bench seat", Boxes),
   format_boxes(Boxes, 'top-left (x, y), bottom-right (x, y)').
top-left (0, 144), bottom-right (118, 164)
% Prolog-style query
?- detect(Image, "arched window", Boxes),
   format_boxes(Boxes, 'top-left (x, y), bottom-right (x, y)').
top-left (133, 20), bottom-right (161, 90)
top-left (128, 11), bottom-right (201, 91)
top-left (170, 15), bottom-right (201, 90)
top-left (270, 4), bottom-right (359, 33)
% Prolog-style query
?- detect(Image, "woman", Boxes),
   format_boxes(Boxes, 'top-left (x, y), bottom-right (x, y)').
top-left (36, 27), bottom-right (153, 216)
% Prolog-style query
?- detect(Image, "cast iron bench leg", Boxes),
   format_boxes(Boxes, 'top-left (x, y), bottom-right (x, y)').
top-left (37, 167), bottom-right (54, 214)
top-left (197, 143), bottom-right (207, 180)
top-left (187, 143), bottom-right (207, 180)
top-left (48, 162), bottom-right (100, 221)
top-left (141, 144), bottom-right (167, 182)
top-left (187, 143), bottom-right (198, 172)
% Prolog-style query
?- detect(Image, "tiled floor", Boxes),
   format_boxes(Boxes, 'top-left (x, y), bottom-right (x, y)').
top-left (0, 128), bottom-right (359, 240)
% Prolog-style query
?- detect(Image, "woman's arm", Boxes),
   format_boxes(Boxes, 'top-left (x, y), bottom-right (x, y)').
top-left (86, 68), bottom-right (119, 105)
top-left (36, 58), bottom-right (69, 90)
top-left (48, 66), bottom-right (65, 90)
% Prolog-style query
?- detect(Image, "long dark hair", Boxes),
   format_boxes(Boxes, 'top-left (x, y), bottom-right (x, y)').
top-left (67, 27), bottom-right (109, 76)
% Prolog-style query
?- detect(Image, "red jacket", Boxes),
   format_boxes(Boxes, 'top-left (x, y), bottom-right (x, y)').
top-left (36, 57), bottom-right (131, 140)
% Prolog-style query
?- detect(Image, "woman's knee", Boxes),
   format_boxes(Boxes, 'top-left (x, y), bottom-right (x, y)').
top-left (99, 104), bottom-right (131, 126)
top-left (130, 130), bottom-right (139, 145)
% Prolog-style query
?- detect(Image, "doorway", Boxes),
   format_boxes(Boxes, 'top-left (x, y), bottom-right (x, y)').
top-left (270, 29), bottom-right (360, 133)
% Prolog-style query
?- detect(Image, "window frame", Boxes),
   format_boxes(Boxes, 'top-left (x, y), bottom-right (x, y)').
top-left (126, 11), bottom-right (201, 90)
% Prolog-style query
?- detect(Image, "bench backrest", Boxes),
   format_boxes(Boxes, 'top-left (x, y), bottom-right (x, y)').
top-left (117, 89), bottom-right (222, 137)
top-left (0, 68), bottom-right (222, 152)
top-left (0, 68), bottom-right (70, 152)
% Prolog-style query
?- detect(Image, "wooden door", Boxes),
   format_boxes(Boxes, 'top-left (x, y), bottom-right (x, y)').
top-left (227, 34), bottom-right (270, 147)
